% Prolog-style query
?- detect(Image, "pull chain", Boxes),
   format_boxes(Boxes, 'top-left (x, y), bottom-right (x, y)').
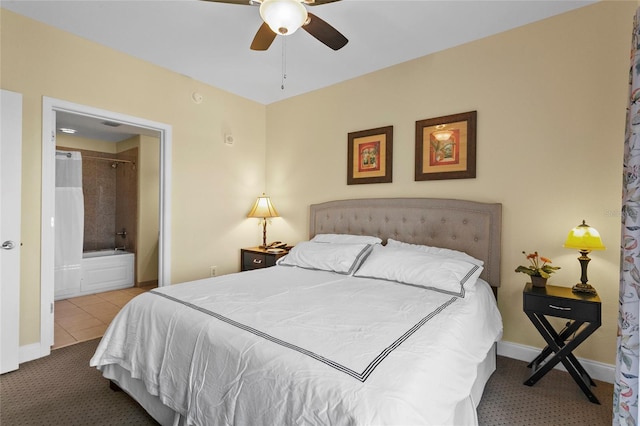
top-left (281, 37), bottom-right (287, 90)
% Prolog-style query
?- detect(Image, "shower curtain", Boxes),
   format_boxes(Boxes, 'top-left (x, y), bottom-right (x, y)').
top-left (615, 7), bottom-right (640, 425)
top-left (54, 151), bottom-right (84, 299)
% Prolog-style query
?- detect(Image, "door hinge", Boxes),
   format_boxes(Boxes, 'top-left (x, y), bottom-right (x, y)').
top-left (50, 302), bottom-right (54, 314)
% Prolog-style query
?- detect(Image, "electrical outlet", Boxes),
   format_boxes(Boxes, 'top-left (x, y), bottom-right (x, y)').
top-left (210, 266), bottom-right (217, 277)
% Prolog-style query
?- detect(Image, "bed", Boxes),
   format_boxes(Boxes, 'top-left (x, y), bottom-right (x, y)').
top-left (90, 198), bottom-right (503, 425)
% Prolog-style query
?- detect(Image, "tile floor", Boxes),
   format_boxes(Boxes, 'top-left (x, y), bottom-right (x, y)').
top-left (53, 285), bottom-right (156, 349)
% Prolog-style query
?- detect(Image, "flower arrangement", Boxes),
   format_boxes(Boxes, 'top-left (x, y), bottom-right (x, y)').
top-left (515, 251), bottom-right (560, 278)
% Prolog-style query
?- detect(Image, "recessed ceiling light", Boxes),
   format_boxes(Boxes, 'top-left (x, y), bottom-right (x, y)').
top-left (58, 128), bottom-right (77, 134)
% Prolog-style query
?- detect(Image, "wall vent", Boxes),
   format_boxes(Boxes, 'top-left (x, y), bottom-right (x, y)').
top-left (101, 121), bottom-right (122, 127)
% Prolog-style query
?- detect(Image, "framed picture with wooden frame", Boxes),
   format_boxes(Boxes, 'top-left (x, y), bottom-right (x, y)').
top-left (415, 111), bottom-right (477, 181)
top-left (347, 125), bottom-right (393, 185)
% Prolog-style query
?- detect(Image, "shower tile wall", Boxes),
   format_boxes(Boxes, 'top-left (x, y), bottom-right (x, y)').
top-left (57, 146), bottom-right (138, 254)
top-left (115, 147), bottom-right (138, 257)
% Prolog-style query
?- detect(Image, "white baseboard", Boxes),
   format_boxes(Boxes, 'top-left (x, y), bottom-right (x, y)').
top-left (498, 340), bottom-right (615, 384)
top-left (18, 342), bottom-right (44, 364)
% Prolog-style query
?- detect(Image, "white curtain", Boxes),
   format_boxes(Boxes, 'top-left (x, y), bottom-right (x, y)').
top-left (54, 151), bottom-right (84, 298)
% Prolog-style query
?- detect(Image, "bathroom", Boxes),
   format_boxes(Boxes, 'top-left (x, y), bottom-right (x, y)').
top-left (54, 117), bottom-right (160, 301)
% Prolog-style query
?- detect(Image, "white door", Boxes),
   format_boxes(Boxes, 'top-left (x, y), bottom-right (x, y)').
top-left (1, 89), bottom-right (22, 374)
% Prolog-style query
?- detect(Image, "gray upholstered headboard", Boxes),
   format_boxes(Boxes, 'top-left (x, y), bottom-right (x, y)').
top-left (309, 198), bottom-right (502, 289)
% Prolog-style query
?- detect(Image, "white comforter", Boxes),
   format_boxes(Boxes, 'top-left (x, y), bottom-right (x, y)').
top-left (91, 266), bottom-right (502, 425)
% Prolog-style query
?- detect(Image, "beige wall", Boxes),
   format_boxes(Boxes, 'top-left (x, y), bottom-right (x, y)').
top-left (265, 1), bottom-right (635, 365)
top-left (2, 2), bottom-right (634, 366)
top-left (56, 134), bottom-right (118, 154)
top-left (1, 9), bottom-right (267, 346)
top-left (137, 135), bottom-right (160, 285)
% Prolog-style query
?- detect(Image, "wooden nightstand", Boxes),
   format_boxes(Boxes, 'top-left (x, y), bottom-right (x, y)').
top-left (241, 247), bottom-right (289, 272)
top-left (522, 283), bottom-right (602, 404)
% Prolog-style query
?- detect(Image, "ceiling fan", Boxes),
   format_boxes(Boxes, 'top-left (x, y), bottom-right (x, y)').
top-left (201, 0), bottom-right (348, 51)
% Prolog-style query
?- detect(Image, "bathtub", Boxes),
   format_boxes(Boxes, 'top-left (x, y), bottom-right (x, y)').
top-left (54, 250), bottom-right (135, 300)
top-left (81, 250), bottom-right (135, 295)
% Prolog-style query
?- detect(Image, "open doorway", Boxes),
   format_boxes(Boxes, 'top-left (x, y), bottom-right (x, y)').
top-left (39, 97), bottom-right (172, 357)
top-left (53, 112), bottom-right (160, 348)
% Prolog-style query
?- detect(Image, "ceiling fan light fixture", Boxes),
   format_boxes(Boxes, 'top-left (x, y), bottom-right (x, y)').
top-left (259, 0), bottom-right (308, 36)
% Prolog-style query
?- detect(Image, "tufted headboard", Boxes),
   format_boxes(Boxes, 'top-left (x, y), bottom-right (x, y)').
top-left (309, 198), bottom-right (502, 289)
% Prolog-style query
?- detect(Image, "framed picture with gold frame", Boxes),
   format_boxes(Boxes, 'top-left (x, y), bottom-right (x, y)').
top-left (415, 111), bottom-right (477, 181)
top-left (347, 126), bottom-right (393, 185)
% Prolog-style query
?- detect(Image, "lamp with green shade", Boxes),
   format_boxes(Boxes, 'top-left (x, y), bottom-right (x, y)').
top-left (563, 220), bottom-right (606, 294)
top-left (247, 194), bottom-right (279, 248)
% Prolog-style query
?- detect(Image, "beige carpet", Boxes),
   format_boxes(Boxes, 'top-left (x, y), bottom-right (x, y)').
top-left (0, 339), bottom-right (156, 425)
top-left (477, 355), bottom-right (613, 425)
top-left (1, 339), bottom-right (613, 425)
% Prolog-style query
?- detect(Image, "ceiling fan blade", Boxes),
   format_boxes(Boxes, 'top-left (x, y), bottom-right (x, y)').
top-left (250, 22), bottom-right (277, 51)
top-left (200, 0), bottom-right (340, 5)
top-left (302, 13), bottom-right (348, 51)
top-left (199, 0), bottom-right (256, 5)
top-left (304, 0), bottom-right (342, 5)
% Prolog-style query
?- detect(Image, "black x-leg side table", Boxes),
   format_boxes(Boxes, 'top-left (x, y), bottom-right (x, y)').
top-left (522, 283), bottom-right (602, 404)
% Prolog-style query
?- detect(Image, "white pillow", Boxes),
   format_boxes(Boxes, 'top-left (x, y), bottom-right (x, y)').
top-left (278, 241), bottom-right (373, 275)
top-left (386, 238), bottom-right (484, 266)
top-left (311, 233), bottom-right (382, 245)
top-left (354, 245), bottom-right (483, 297)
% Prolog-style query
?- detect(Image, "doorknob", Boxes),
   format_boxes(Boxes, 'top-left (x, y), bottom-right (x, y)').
top-left (1, 240), bottom-right (15, 250)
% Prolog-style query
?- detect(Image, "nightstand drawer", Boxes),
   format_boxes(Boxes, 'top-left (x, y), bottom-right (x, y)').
top-left (243, 252), bottom-right (267, 270)
top-left (241, 247), bottom-right (288, 272)
top-left (523, 284), bottom-right (601, 323)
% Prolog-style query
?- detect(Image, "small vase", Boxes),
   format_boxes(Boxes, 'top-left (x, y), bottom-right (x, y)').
top-left (531, 276), bottom-right (548, 288)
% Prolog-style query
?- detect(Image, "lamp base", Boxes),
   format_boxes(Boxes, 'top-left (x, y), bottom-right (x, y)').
top-left (572, 282), bottom-right (597, 295)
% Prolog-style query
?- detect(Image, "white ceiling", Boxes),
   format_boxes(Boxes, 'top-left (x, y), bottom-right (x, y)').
top-left (3, 0), bottom-right (595, 105)
top-left (56, 111), bottom-right (158, 142)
